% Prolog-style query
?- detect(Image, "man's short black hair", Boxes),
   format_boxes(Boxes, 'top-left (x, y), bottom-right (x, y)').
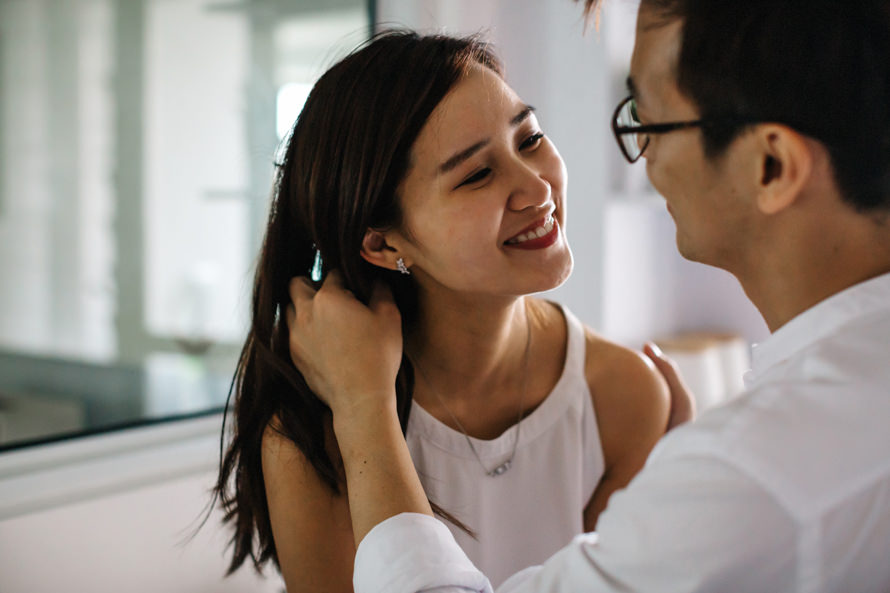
top-left (577, 0), bottom-right (890, 212)
top-left (645, 0), bottom-right (890, 212)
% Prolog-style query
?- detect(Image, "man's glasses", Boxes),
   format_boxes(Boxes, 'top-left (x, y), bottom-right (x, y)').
top-left (611, 96), bottom-right (711, 163)
top-left (611, 96), bottom-right (760, 164)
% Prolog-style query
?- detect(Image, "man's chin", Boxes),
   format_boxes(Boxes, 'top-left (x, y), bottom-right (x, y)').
top-left (675, 232), bottom-right (700, 263)
top-left (676, 235), bottom-right (728, 271)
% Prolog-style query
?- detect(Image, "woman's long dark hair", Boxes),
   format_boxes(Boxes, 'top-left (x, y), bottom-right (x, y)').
top-left (214, 30), bottom-right (501, 575)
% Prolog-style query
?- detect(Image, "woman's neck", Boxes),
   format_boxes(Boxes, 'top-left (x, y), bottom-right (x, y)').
top-left (406, 290), bottom-right (531, 408)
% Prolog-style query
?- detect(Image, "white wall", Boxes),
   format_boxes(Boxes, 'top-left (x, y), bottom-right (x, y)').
top-left (0, 416), bottom-right (283, 593)
top-left (601, 198), bottom-right (768, 347)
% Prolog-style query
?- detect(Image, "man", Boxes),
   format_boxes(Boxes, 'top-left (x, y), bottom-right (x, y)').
top-left (287, 0), bottom-right (890, 590)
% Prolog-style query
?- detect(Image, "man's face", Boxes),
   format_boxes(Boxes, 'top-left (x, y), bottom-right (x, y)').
top-left (628, 4), bottom-right (755, 268)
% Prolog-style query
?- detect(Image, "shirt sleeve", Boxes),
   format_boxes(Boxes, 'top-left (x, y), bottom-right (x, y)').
top-left (353, 513), bottom-right (494, 593)
top-left (354, 454), bottom-right (796, 593)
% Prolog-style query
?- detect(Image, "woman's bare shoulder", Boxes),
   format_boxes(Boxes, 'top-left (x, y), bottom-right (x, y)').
top-left (262, 413), bottom-right (345, 491)
top-left (526, 300), bottom-right (667, 416)
top-left (581, 327), bottom-right (671, 463)
top-left (582, 328), bottom-right (664, 389)
top-left (262, 414), bottom-right (354, 593)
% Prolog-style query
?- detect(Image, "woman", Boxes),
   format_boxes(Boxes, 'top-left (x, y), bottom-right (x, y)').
top-left (215, 30), bottom-right (670, 591)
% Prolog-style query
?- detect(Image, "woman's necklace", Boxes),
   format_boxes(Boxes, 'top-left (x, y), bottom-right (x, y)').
top-left (410, 307), bottom-right (531, 477)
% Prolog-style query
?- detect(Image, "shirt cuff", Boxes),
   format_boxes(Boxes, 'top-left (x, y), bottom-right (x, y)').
top-left (354, 513), bottom-right (493, 593)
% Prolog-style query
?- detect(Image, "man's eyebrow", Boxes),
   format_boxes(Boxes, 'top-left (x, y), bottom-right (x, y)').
top-left (439, 105), bottom-right (537, 175)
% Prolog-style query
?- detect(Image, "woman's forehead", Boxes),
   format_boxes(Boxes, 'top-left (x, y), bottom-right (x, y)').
top-left (410, 67), bottom-right (521, 174)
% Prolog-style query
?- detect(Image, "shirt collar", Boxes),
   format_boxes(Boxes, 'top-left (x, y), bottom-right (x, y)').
top-left (748, 271), bottom-right (890, 383)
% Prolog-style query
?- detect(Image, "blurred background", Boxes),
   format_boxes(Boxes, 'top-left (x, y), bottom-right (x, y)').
top-left (0, 1), bottom-right (767, 591)
top-left (0, 0), bottom-right (371, 449)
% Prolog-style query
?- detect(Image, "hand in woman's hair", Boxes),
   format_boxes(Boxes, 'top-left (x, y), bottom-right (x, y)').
top-left (286, 270), bottom-right (404, 416)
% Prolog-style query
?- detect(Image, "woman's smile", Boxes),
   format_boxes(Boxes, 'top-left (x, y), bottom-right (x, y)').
top-left (504, 214), bottom-right (559, 250)
top-left (391, 63), bottom-right (573, 294)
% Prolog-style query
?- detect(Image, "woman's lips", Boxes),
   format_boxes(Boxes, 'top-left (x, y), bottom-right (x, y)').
top-left (504, 216), bottom-right (559, 250)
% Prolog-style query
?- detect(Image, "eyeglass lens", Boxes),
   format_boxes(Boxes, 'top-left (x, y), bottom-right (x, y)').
top-left (616, 98), bottom-right (648, 161)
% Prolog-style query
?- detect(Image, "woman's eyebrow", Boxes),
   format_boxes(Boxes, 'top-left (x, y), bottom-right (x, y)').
top-left (439, 140), bottom-right (489, 174)
top-left (511, 104), bottom-right (536, 126)
top-left (438, 105), bottom-right (538, 175)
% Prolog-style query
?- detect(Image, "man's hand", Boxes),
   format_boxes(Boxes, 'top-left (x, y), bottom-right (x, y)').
top-left (643, 342), bottom-right (697, 430)
top-left (286, 271), bottom-right (403, 416)
top-left (287, 271), bottom-right (432, 546)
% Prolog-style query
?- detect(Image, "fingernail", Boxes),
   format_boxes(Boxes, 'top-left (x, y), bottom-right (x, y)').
top-left (648, 342), bottom-right (664, 357)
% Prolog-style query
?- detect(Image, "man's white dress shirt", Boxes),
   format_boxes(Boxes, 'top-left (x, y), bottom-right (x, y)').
top-left (353, 272), bottom-right (890, 593)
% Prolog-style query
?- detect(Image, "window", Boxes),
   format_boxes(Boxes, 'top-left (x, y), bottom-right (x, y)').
top-left (0, 0), bottom-right (372, 449)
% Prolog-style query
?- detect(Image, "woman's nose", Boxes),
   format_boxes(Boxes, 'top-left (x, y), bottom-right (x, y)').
top-left (506, 160), bottom-right (551, 212)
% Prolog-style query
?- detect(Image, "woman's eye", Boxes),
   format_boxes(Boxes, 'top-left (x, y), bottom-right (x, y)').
top-left (520, 132), bottom-right (544, 150)
top-left (458, 168), bottom-right (492, 187)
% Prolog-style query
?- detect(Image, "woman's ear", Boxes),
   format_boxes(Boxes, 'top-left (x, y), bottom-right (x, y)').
top-left (754, 124), bottom-right (813, 215)
top-left (360, 229), bottom-right (405, 271)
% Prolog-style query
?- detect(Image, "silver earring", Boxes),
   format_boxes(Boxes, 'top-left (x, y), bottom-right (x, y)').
top-left (396, 257), bottom-right (410, 275)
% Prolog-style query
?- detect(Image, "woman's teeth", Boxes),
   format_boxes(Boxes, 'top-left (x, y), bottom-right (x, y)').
top-left (506, 217), bottom-right (555, 245)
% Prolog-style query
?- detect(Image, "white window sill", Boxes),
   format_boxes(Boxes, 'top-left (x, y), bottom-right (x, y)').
top-left (0, 413), bottom-right (224, 519)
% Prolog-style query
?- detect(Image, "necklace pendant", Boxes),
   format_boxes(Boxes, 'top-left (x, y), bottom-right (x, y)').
top-left (487, 460), bottom-right (511, 477)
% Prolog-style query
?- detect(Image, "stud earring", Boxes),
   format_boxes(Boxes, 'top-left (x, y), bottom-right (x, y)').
top-left (396, 257), bottom-right (411, 275)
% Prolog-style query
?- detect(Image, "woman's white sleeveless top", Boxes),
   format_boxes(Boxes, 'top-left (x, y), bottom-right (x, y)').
top-left (405, 306), bottom-right (605, 588)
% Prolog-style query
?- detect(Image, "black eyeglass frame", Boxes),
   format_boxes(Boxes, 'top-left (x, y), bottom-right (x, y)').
top-left (611, 95), bottom-right (758, 164)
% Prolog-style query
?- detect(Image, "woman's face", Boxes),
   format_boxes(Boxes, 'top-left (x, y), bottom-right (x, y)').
top-left (390, 64), bottom-right (573, 299)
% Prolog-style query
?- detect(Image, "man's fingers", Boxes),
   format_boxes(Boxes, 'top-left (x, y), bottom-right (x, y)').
top-left (320, 268), bottom-right (345, 292)
top-left (644, 342), bottom-right (682, 389)
top-left (644, 341), bottom-right (697, 428)
top-left (283, 271), bottom-right (404, 413)
top-left (288, 276), bottom-right (318, 335)
top-left (289, 275), bottom-right (317, 304)
top-left (286, 302), bottom-right (296, 330)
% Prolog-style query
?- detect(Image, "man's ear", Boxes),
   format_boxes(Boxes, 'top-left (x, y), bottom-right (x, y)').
top-left (754, 124), bottom-right (813, 215)
top-left (360, 228), bottom-right (404, 271)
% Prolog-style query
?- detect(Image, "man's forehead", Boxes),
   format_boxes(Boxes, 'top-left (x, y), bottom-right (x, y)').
top-left (630, 8), bottom-right (683, 98)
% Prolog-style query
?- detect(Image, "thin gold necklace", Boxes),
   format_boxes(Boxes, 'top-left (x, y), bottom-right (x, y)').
top-left (410, 307), bottom-right (531, 477)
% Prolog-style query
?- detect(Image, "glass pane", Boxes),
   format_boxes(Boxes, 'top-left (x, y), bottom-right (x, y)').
top-left (0, 0), bottom-right (370, 449)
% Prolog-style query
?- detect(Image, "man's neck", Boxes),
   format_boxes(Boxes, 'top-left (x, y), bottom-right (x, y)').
top-left (737, 210), bottom-right (890, 332)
